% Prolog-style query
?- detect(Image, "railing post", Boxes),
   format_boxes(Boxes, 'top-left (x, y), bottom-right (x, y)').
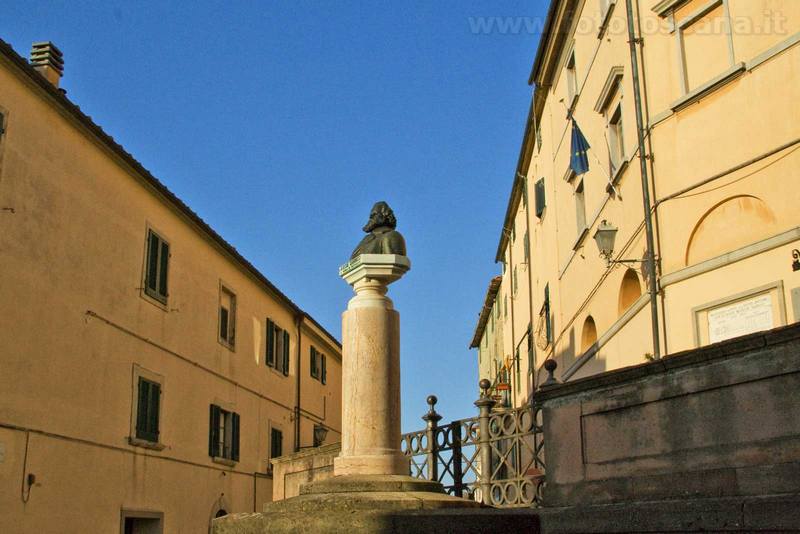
top-left (474, 379), bottom-right (496, 505)
top-left (421, 395), bottom-right (442, 482)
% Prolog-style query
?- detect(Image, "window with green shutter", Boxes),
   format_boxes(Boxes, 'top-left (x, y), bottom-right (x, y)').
top-left (535, 178), bottom-right (546, 218)
top-left (0, 111), bottom-right (6, 137)
top-left (321, 353), bottom-right (327, 385)
top-left (135, 377), bottom-right (160, 443)
top-left (219, 286), bottom-right (236, 348)
top-left (266, 319), bottom-right (289, 377)
top-left (209, 404), bottom-right (239, 461)
top-left (310, 346), bottom-right (319, 379)
top-left (144, 230), bottom-right (169, 304)
top-left (270, 428), bottom-right (283, 459)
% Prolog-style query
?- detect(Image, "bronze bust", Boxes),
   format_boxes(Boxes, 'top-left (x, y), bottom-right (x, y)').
top-left (350, 201), bottom-right (407, 259)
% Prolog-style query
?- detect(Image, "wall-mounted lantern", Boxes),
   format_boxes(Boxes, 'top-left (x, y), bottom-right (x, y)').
top-left (313, 425), bottom-right (328, 447)
top-left (593, 219), bottom-right (647, 267)
top-left (792, 249), bottom-right (800, 272)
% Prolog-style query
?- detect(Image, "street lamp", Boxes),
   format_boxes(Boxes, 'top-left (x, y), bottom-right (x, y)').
top-left (313, 425), bottom-right (328, 447)
top-left (592, 219), bottom-right (646, 267)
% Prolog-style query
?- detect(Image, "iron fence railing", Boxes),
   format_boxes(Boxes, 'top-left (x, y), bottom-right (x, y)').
top-left (400, 380), bottom-right (546, 508)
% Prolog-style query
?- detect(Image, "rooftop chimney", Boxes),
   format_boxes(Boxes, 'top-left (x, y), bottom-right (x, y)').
top-left (30, 42), bottom-right (64, 87)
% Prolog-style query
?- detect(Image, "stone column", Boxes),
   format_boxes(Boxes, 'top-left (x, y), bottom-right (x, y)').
top-left (334, 254), bottom-right (411, 476)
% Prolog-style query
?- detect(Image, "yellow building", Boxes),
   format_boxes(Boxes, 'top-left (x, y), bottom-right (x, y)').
top-left (0, 40), bottom-right (342, 533)
top-left (477, 0), bottom-right (800, 405)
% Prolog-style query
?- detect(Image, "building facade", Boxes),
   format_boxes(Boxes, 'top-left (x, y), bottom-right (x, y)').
top-left (0, 40), bottom-right (342, 533)
top-left (474, 0), bottom-right (800, 405)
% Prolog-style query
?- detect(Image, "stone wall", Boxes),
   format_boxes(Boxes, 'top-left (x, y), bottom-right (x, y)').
top-left (270, 443), bottom-right (341, 501)
top-left (537, 323), bottom-right (800, 507)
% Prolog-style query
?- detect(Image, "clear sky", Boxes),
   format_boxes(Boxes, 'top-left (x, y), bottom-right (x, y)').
top-left (4, 1), bottom-right (548, 432)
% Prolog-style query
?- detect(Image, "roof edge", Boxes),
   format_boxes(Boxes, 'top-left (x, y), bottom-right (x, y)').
top-left (0, 37), bottom-right (341, 348)
top-left (469, 276), bottom-right (503, 349)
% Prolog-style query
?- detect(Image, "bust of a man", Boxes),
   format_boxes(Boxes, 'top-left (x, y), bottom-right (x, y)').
top-left (350, 201), bottom-right (407, 259)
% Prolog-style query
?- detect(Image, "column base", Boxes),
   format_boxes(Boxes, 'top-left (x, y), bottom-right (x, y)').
top-left (334, 453), bottom-right (410, 476)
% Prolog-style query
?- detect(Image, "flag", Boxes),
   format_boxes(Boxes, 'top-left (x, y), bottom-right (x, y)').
top-left (570, 119), bottom-right (591, 175)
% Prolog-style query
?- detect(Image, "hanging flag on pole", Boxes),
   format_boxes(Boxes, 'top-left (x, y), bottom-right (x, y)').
top-left (570, 119), bottom-right (591, 175)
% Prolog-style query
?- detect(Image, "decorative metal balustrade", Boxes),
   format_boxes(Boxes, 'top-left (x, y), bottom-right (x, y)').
top-left (400, 380), bottom-right (546, 508)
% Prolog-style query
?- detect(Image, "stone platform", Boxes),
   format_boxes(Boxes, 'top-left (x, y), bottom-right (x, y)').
top-left (212, 475), bottom-right (539, 533)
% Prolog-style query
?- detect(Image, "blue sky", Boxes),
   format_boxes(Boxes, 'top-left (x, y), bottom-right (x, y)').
top-left (4, 1), bottom-right (547, 432)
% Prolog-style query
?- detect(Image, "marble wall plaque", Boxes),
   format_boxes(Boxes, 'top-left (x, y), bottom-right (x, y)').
top-left (708, 293), bottom-right (774, 343)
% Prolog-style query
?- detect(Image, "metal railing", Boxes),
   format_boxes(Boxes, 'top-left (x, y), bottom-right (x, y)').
top-left (400, 380), bottom-right (546, 508)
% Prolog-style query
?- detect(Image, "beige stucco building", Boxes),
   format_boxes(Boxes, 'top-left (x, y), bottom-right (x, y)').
top-left (473, 0), bottom-right (800, 406)
top-left (0, 39), bottom-right (342, 533)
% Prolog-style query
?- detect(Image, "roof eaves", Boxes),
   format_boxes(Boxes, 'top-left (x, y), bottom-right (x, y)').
top-left (469, 276), bottom-right (503, 349)
top-left (0, 38), bottom-right (341, 346)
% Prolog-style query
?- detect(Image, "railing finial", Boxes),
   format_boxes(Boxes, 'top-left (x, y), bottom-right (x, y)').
top-left (541, 359), bottom-right (560, 388)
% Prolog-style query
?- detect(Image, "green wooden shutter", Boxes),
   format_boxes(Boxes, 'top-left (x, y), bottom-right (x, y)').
top-left (310, 347), bottom-right (318, 379)
top-left (146, 232), bottom-right (159, 292)
top-left (282, 330), bottom-right (290, 376)
top-left (527, 324), bottom-right (534, 374)
top-left (148, 382), bottom-right (160, 441)
top-left (266, 320), bottom-right (275, 366)
top-left (209, 405), bottom-right (220, 457)
top-left (0, 112), bottom-right (5, 136)
top-left (158, 241), bottom-right (169, 299)
top-left (231, 412), bottom-right (240, 461)
top-left (535, 178), bottom-right (546, 218)
top-left (321, 354), bottom-right (327, 385)
top-left (544, 284), bottom-right (552, 344)
top-left (219, 307), bottom-right (229, 341)
top-left (135, 377), bottom-right (150, 439)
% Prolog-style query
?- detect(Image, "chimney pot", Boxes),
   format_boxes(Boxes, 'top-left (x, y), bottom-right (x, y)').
top-left (30, 42), bottom-right (64, 87)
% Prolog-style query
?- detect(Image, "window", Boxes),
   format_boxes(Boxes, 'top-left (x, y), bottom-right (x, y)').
top-left (270, 427), bottom-right (283, 459)
top-left (545, 285), bottom-right (552, 344)
top-left (209, 404), bottom-right (239, 462)
top-left (608, 104), bottom-right (624, 177)
top-left (534, 178), bottom-right (546, 218)
top-left (310, 346), bottom-right (327, 384)
top-left (675, 0), bottom-right (734, 94)
top-left (575, 179), bottom-right (587, 237)
top-left (515, 346), bottom-right (521, 392)
top-left (526, 324), bottom-right (534, 375)
top-left (219, 286), bottom-right (236, 348)
top-left (266, 319), bottom-right (290, 376)
top-left (0, 111), bottom-right (6, 138)
top-left (144, 230), bottom-right (169, 304)
top-left (513, 266), bottom-right (518, 295)
top-left (522, 178), bottom-right (528, 207)
top-left (523, 230), bottom-right (530, 262)
top-left (536, 126), bottom-right (542, 153)
top-left (135, 377), bottom-right (161, 443)
top-left (566, 50), bottom-right (578, 104)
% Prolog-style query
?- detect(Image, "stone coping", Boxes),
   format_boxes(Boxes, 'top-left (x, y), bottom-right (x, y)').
top-left (535, 323), bottom-right (800, 403)
top-left (269, 442), bottom-right (341, 465)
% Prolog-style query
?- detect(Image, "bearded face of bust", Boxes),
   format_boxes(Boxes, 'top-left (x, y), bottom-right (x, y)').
top-left (350, 201), bottom-right (407, 259)
top-left (362, 201), bottom-right (397, 232)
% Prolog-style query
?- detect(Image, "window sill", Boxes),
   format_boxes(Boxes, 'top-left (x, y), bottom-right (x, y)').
top-left (129, 437), bottom-right (166, 451)
top-left (218, 339), bottom-right (236, 352)
top-left (597, 0), bottom-right (616, 39)
top-left (572, 226), bottom-right (590, 251)
top-left (212, 456), bottom-right (237, 467)
top-left (139, 289), bottom-right (169, 312)
top-left (670, 63), bottom-right (746, 112)
top-left (606, 159), bottom-right (629, 192)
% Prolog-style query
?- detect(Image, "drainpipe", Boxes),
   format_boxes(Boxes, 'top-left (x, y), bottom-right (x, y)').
top-left (625, 0), bottom-right (661, 359)
top-left (294, 314), bottom-right (303, 451)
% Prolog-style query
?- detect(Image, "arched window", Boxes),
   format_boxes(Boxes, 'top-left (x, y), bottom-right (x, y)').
top-left (618, 269), bottom-right (642, 316)
top-left (580, 316), bottom-right (598, 354)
